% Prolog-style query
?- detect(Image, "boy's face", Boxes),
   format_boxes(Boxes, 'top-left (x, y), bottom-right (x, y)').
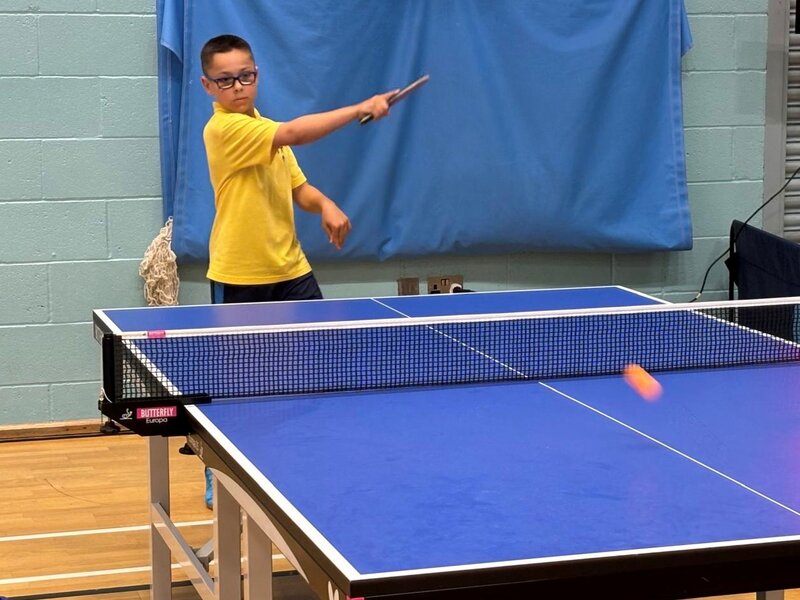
top-left (201, 48), bottom-right (258, 115)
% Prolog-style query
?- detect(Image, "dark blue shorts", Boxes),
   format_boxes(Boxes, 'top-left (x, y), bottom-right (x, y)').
top-left (210, 272), bottom-right (323, 304)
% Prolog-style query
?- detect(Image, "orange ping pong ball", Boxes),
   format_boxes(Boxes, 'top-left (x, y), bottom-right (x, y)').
top-left (623, 364), bottom-right (662, 402)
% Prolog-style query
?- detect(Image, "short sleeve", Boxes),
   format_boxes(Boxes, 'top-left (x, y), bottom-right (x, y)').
top-left (211, 113), bottom-right (280, 171)
top-left (283, 146), bottom-right (308, 189)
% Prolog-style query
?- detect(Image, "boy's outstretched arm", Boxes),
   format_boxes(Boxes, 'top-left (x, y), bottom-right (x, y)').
top-left (292, 182), bottom-right (351, 250)
top-left (274, 91), bottom-right (396, 148)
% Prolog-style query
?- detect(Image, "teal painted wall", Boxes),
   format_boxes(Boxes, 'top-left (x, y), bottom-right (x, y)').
top-left (0, 0), bottom-right (770, 424)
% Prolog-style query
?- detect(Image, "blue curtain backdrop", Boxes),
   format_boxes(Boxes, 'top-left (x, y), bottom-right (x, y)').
top-left (156, 0), bottom-right (693, 263)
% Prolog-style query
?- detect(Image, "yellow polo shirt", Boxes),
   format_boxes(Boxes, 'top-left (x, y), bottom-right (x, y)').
top-left (203, 102), bottom-right (311, 285)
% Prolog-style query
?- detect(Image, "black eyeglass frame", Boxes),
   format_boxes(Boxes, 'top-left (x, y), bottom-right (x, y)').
top-left (206, 67), bottom-right (259, 90)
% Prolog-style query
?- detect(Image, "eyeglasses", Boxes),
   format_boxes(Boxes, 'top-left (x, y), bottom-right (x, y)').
top-left (207, 69), bottom-right (258, 90)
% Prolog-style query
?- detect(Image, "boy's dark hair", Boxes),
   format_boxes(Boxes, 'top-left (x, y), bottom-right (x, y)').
top-left (200, 35), bottom-right (254, 74)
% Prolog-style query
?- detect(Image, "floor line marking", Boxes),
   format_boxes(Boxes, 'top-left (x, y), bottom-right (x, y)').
top-left (0, 520), bottom-right (213, 543)
top-left (0, 554), bottom-right (287, 585)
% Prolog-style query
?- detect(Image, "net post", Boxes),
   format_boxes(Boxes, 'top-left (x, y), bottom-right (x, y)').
top-left (101, 333), bottom-right (120, 403)
top-left (728, 220), bottom-right (742, 301)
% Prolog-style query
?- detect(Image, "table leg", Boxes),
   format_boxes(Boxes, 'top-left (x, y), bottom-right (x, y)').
top-left (214, 472), bottom-right (242, 600)
top-left (149, 436), bottom-right (172, 600)
top-left (243, 513), bottom-right (273, 600)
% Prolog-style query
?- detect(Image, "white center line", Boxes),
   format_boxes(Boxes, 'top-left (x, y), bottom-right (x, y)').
top-left (540, 381), bottom-right (800, 517)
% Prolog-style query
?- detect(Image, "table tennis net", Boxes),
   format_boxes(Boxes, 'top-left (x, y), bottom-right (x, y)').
top-left (103, 299), bottom-right (800, 402)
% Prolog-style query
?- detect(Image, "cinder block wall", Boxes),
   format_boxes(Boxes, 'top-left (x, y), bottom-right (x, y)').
top-left (0, 0), bottom-right (770, 424)
top-left (0, 1), bottom-right (162, 423)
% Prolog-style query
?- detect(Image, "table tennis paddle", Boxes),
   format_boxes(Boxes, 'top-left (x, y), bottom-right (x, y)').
top-left (359, 74), bottom-right (430, 125)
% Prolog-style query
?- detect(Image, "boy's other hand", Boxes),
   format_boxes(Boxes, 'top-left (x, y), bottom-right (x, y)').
top-left (321, 202), bottom-right (352, 250)
top-left (357, 91), bottom-right (397, 124)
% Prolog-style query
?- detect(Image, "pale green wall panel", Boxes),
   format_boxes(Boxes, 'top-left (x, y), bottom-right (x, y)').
top-left (107, 197), bottom-right (165, 258)
top-left (49, 259), bottom-right (144, 323)
top-left (1, 1), bottom-right (97, 11)
top-left (101, 77), bottom-right (159, 137)
top-left (38, 15), bottom-right (156, 76)
top-left (0, 265), bottom-right (49, 325)
top-left (507, 253), bottom-right (612, 290)
top-left (174, 263), bottom-right (211, 305)
top-left (735, 15), bottom-right (768, 70)
top-left (0, 78), bottom-right (102, 138)
top-left (0, 385), bottom-right (50, 425)
top-left (688, 181), bottom-right (763, 237)
top-left (315, 259), bottom-right (404, 299)
top-left (0, 324), bottom-right (98, 386)
top-left (0, 202), bottom-right (107, 262)
top-left (401, 254), bottom-right (511, 291)
top-left (0, 140), bottom-right (42, 200)
top-left (663, 237), bottom-right (732, 292)
top-left (42, 138), bottom-right (161, 199)
top-left (0, 15), bottom-right (37, 75)
top-left (96, 0), bottom-right (155, 13)
top-left (684, 127), bottom-right (734, 182)
top-left (51, 382), bottom-right (104, 421)
top-left (733, 126), bottom-right (765, 180)
top-left (686, 1), bottom-right (767, 14)
top-left (611, 253), bottom-right (669, 296)
top-left (682, 71), bottom-right (766, 127)
top-left (682, 15), bottom-right (736, 71)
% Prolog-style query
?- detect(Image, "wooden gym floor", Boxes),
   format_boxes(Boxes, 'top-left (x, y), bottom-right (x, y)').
top-left (0, 432), bottom-right (314, 599)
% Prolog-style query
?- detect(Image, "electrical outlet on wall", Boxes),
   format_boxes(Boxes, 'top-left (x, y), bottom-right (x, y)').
top-left (427, 275), bottom-right (464, 294)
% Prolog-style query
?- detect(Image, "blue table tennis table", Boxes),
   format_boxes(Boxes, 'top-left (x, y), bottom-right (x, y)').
top-left (92, 286), bottom-right (800, 600)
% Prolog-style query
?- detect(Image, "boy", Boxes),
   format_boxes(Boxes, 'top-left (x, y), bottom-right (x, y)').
top-left (198, 34), bottom-right (393, 507)
top-left (200, 33), bottom-right (394, 303)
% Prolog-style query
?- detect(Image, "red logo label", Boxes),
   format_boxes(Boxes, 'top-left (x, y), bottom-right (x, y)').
top-left (136, 406), bottom-right (178, 419)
